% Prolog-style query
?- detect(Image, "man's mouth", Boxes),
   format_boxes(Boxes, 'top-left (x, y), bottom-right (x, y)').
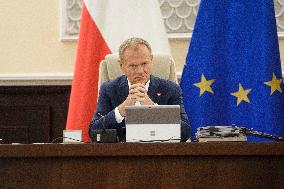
top-left (135, 76), bottom-right (145, 80)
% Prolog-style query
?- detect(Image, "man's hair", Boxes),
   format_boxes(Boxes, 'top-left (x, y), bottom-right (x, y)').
top-left (119, 37), bottom-right (152, 61)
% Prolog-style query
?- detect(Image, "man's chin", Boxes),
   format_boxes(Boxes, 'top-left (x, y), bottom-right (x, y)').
top-left (132, 78), bottom-right (147, 84)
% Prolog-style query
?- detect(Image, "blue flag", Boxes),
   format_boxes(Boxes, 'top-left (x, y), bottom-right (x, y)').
top-left (180, 0), bottom-right (284, 141)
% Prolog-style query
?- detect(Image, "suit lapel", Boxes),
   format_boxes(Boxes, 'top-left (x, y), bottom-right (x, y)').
top-left (148, 76), bottom-right (161, 104)
top-left (117, 76), bottom-right (129, 103)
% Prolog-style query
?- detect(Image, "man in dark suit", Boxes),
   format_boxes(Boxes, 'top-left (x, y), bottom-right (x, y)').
top-left (89, 37), bottom-right (190, 142)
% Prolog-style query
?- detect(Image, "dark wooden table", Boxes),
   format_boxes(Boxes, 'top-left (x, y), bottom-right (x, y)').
top-left (1, 142), bottom-right (284, 189)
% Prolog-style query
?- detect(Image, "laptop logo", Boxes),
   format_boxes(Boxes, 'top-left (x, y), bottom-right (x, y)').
top-left (150, 130), bottom-right (156, 136)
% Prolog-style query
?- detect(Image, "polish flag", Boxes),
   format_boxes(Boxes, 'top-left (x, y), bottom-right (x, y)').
top-left (66, 0), bottom-right (170, 142)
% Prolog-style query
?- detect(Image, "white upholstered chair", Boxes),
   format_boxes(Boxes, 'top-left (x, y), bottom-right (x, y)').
top-left (98, 53), bottom-right (178, 89)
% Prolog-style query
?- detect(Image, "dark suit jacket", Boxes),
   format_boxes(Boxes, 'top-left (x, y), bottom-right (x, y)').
top-left (89, 75), bottom-right (190, 142)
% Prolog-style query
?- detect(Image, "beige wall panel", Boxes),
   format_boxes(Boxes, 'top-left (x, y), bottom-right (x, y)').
top-left (0, 0), bottom-right (77, 74)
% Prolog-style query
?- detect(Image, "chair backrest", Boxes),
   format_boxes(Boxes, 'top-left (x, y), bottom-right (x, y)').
top-left (98, 53), bottom-right (178, 88)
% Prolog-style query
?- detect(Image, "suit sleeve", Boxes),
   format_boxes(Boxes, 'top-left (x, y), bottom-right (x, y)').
top-left (169, 84), bottom-right (191, 142)
top-left (179, 96), bottom-right (191, 141)
top-left (89, 83), bottom-right (124, 142)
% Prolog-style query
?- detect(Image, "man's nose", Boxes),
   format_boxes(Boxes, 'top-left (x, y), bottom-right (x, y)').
top-left (136, 64), bottom-right (144, 73)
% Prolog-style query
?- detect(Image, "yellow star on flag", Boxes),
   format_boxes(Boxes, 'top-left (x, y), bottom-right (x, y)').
top-left (193, 74), bottom-right (215, 96)
top-left (264, 73), bottom-right (283, 95)
top-left (231, 83), bottom-right (252, 106)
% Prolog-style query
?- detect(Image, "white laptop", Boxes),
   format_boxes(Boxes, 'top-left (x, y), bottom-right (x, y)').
top-left (125, 105), bottom-right (181, 142)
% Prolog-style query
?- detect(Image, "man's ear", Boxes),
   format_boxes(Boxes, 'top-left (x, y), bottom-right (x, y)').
top-left (118, 60), bottom-right (122, 68)
top-left (150, 54), bottom-right (153, 62)
top-left (150, 54), bottom-right (154, 66)
top-left (119, 60), bottom-right (125, 73)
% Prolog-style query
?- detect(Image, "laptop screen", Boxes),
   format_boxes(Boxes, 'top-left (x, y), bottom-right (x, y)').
top-left (125, 105), bottom-right (181, 142)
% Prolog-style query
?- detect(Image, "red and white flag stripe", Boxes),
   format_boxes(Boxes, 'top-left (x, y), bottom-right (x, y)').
top-left (66, 0), bottom-right (170, 142)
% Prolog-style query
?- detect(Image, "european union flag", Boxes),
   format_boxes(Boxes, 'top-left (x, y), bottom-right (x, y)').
top-left (180, 0), bottom-right (284, 141)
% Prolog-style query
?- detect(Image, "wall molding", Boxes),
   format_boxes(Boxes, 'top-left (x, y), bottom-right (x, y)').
top-left (60, 0), bottom-right (82, 41)
top-left (1, 72), bottom-right (283, 86)
top-left (0, 73), bottom-right (73, 86)
top-left (60, 0), bottom-right (284, 41)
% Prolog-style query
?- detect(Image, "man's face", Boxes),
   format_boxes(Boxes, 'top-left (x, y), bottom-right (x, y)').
top-left (120, 44), bottom-right (153, 85)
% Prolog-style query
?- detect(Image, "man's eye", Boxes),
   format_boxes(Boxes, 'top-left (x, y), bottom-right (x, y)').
top-left (129, 65), bottom-right (136, 69)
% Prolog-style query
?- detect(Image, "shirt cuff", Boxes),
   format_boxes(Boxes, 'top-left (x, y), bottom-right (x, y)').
top-left (114, 107), bottom-right (124, 123)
